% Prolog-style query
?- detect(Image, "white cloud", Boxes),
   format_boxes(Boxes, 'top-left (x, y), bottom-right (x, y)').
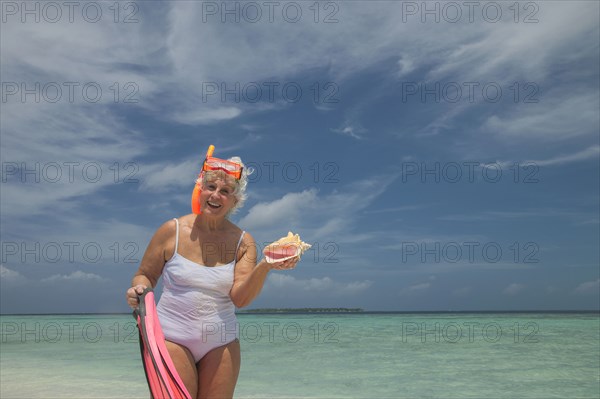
top-left (3, 1), bottom-right (597, 144)
top-left (41, 271), bottom-right (108, 284)
top-left (523, 146), bottom-right (600, 167)
top-left (312, 218), bottom-right (348, 238)
top-left (404, 3), bottom-right (598, 138)
top-left (239, 175), bottom-right (396, 246)
top-left (438, 209), bottom-right (591, 223)
top-left (409, 282), bottom-right (431, 291)
top-left (239, 189), bottom-right (318, 230)
top-left (574, 279), bottom-right (600, 295)
top-left (138, 159), bottom-right (199, 193)
top-left (1, 14), bottom-right (153, 218)
top-left (3, 1), bottom-right (597, 171)
top-left (503, 283), bottom-right (525, 296)
top-left (154, 1), bottom-right (597, 135)
top-left (0, 218), bottom-right (153, 276)
top-left (483, 93), bottom-right (600, 141)
top-left (0, 265), bottom-right (26, 283)
top-left (170, 107), bottom-right (243, 125)
top-left (397, 56), bottom-right (416, 77)
top-left (1, 101), bottom-right (147, 164)
top-left (331, 125), bottom-right (366, 140)
top-left (1, 178), bottom-right (119, 218)
top-left (1, 11), bottom-right (156, 162)
top-left (426, 3), bottom-right (598, 82)
top-left (266, 273), bottom-right (372, 297)
top-left (489, 146), bottom-right (600, 172)
top-left (363, 204), bottom-right (431, 214)
top-left (574, 218), bottom-right (600, 226)
top-left (400, 282), bottom-right (431, 296)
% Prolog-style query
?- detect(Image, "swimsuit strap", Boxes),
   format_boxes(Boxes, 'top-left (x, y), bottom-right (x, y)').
top-left (172, 218), bottom-right (243, 263)
top-left (172, 218), bottom-right (179, 254)
top-left (235, 231), bottom-right (245, 262)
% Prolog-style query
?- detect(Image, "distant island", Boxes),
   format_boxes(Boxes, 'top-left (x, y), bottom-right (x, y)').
top-left (237, 308), bottom-right (364, 313)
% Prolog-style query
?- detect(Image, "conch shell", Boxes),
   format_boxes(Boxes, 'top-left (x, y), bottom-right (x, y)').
top-left (263, 232), bottom-right (312, 263)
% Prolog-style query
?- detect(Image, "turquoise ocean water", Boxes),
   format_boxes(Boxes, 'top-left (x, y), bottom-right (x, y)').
top-left (1, 313), bottom-right (598, 398)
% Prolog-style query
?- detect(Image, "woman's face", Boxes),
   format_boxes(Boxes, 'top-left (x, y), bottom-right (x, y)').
top-left (200, 176), bottom-right (238, 216)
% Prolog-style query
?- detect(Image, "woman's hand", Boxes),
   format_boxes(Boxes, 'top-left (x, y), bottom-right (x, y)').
top-left (230, 233), bottom-right (301, 308)
top-left (126, 284), bottom-right (148, 309)
top-left (267, 256), bottom-right (300, 271)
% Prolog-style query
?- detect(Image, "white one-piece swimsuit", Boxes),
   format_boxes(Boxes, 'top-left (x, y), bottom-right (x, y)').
top-left (157, 218), bottom-right (242, 362)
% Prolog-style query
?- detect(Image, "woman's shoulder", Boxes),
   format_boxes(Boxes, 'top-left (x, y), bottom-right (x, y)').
top-left (155, 217), bottom-right (178, 229)
top-left (143, 219), bottom-right (177, 257)
top-left (152, 218), bottom-right (178, 239)
top-left (236, 227), bottom-right (255, 248)
top-left (173, 214), bottom-right (192, 227)
top-left (225, 219), bottom-right (254, 239)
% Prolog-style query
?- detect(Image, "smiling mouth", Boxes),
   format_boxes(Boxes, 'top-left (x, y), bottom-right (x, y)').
top-left (207, 201), bottom-right (222, 209)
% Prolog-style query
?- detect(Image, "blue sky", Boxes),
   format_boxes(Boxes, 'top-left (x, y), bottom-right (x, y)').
top-left (1, 1), bottom-right (598, 313)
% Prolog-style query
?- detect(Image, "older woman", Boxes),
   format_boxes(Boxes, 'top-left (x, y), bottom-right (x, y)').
top-left (126, 155), bottom-right (298, 399)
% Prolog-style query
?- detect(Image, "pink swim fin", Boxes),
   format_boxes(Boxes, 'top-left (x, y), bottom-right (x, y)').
top-left (134, 288), bottom-right (192, 399)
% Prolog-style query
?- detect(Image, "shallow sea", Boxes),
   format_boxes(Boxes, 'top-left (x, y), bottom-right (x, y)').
top-left (1, 313), bottom-right (598, 398)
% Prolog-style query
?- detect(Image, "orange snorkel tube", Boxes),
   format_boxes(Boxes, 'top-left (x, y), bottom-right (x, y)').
top-left (191, 145), bottom-right (214, 214)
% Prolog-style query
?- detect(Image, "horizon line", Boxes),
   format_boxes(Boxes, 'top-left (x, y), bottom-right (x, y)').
top-left (1, 309), bottom-right (599, 316)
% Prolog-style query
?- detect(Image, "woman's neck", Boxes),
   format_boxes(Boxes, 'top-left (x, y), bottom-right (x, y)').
top-left (193, 214), bottom-right (228, 232)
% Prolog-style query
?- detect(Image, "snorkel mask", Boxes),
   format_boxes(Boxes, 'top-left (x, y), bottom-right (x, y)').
top-left (191, 145), bottom-right (244, 214)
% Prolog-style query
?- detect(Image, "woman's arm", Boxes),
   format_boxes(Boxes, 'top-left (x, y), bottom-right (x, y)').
top-left (230, 232), bottom-right (298, 308)
top-left (125, 219), bottom-right (176, 308)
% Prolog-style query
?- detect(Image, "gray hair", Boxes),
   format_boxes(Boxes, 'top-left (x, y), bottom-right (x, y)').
top-left (196, 156), bottom-right (252, 216)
